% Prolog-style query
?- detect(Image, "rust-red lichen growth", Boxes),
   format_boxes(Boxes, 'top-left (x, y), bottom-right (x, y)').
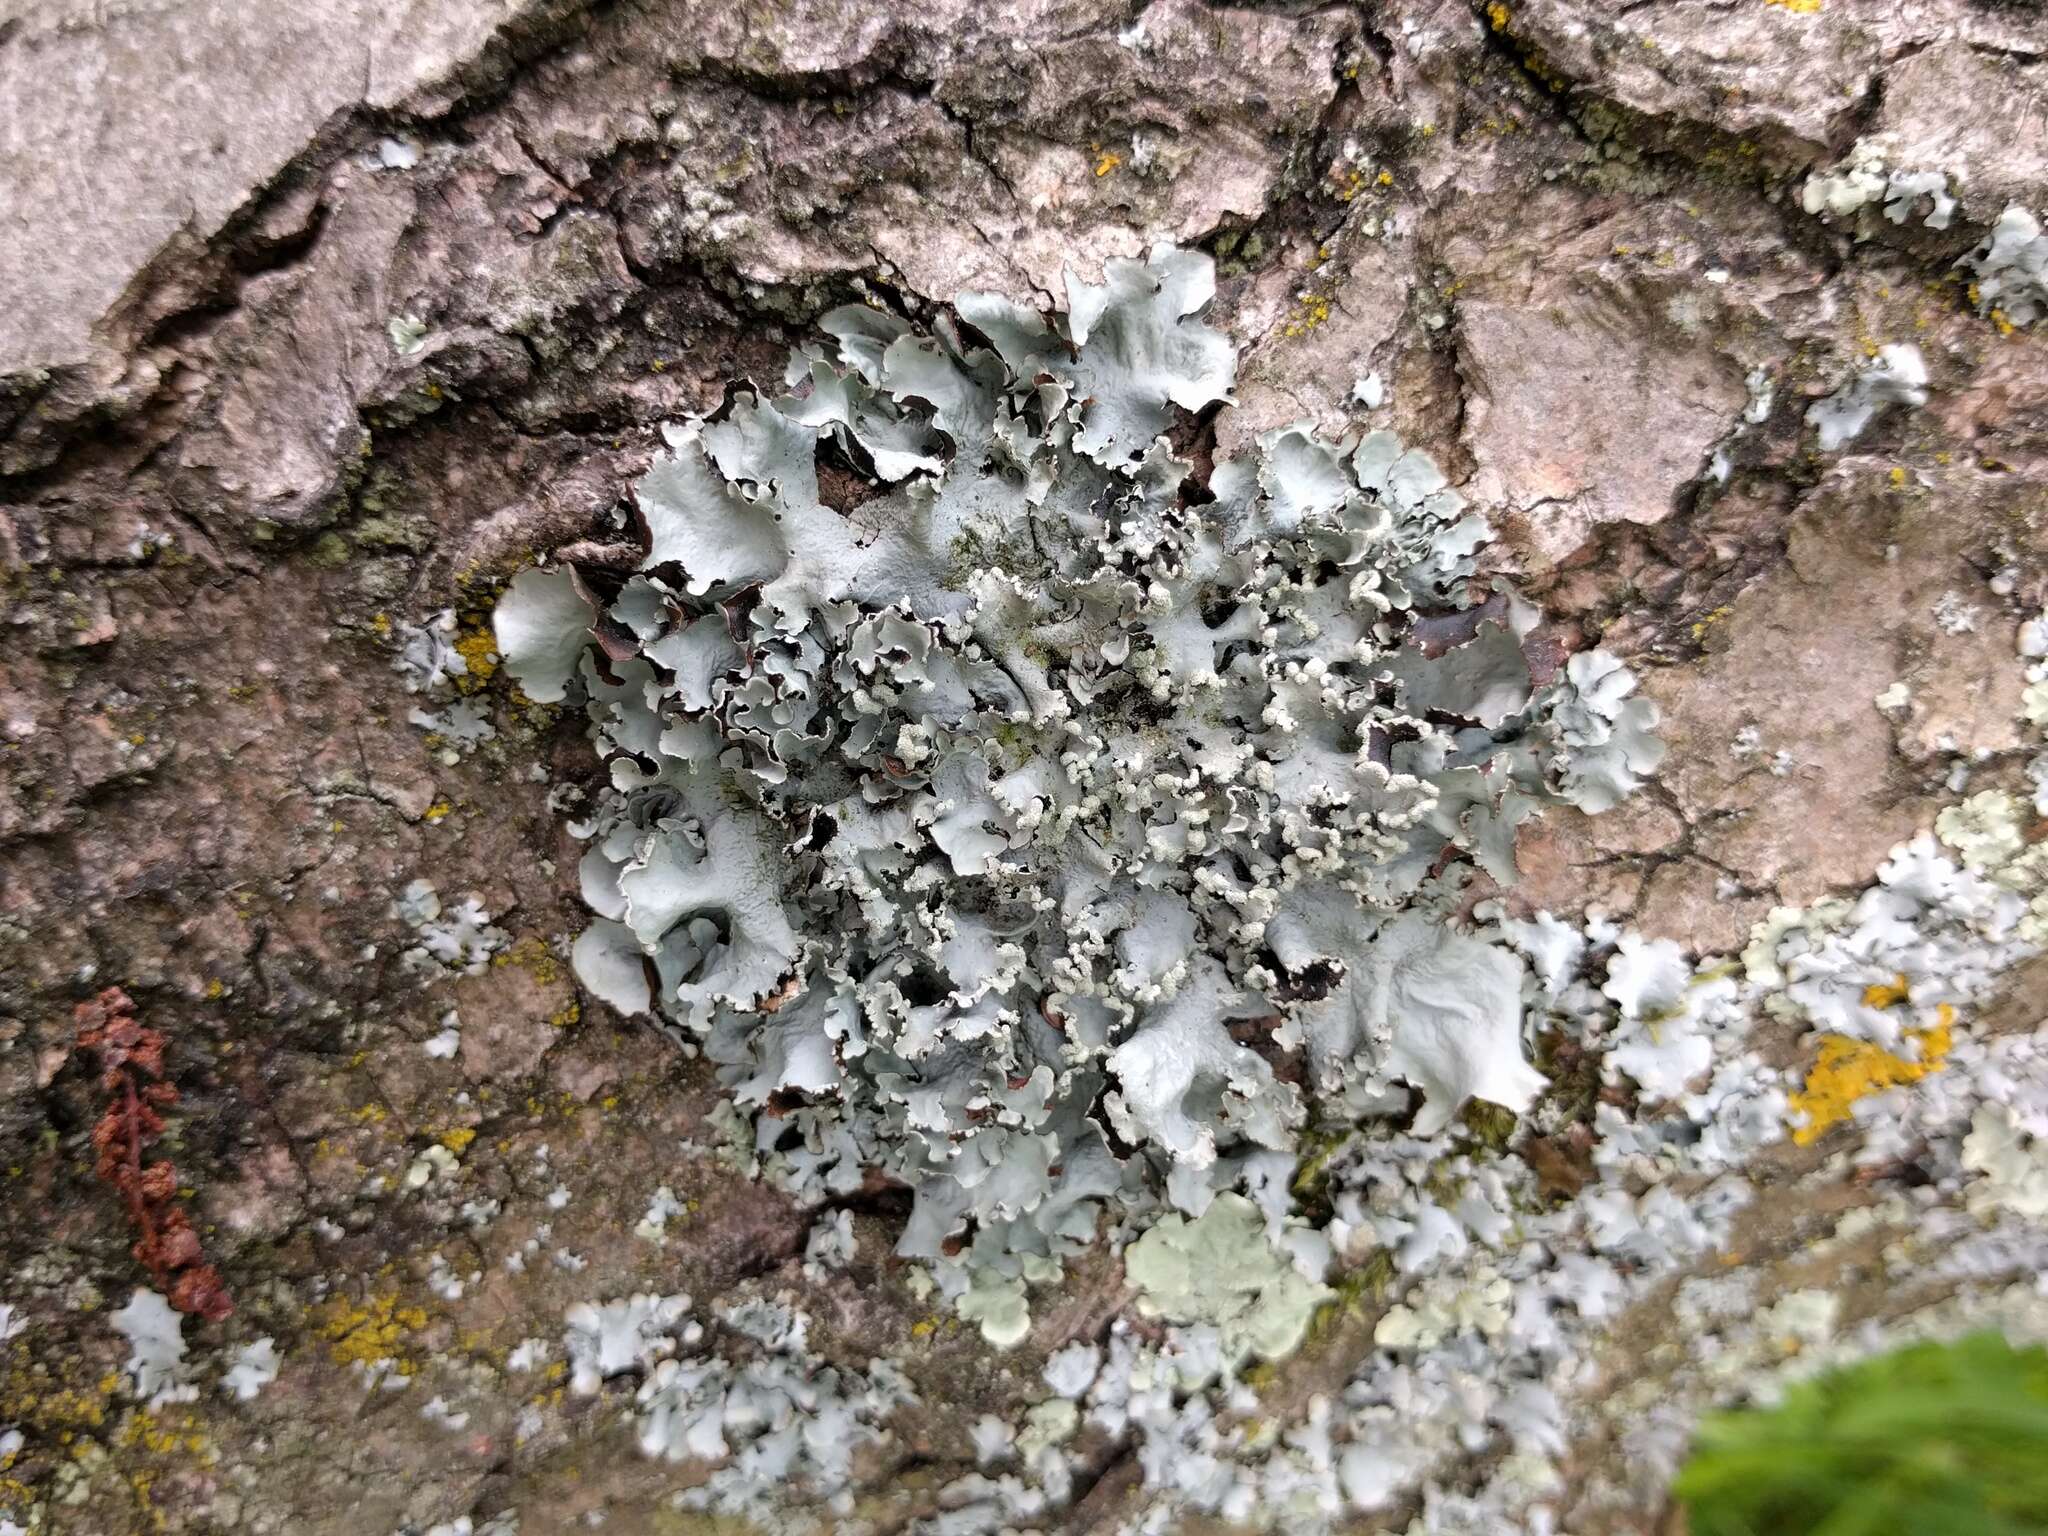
top-left (75, 987), bottom-right (233, 1321)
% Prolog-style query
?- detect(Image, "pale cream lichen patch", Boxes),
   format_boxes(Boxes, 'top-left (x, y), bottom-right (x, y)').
top-left (1124, 1194), bottom-right (1332, 1368)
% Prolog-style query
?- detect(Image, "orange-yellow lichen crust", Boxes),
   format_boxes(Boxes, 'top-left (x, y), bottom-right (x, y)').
top-left (1788, 991), bottom-right (1955, 1146)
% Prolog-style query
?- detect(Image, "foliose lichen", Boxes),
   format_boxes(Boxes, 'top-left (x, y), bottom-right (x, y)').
top-left (1962, 205), bottom-right (2048, 328)
top-left (1800, 137), bottom-right (1958, 230)
top-left (495, 246), bottom-right (1660, 1341)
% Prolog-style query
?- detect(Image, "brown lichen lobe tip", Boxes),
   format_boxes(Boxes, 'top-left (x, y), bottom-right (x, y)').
top-left (75, 986), bottom-right (234, 1322)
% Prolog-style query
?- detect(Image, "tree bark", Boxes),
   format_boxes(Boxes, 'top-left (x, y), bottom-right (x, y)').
top-left (2, 2), bottom-right (2045, 1532)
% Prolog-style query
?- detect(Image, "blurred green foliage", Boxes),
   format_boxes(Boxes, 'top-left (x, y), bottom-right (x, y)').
top-left (1675, 1332), bottom-right (2048, 1536)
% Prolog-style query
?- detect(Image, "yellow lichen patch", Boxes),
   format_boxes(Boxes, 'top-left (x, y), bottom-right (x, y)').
top-left (1281, 293), bottom-right (1333, 340)
top-left (1788, 1007), bottom-right (1954, 1146)
top-left (436, 1127), bottom-right (477, 1156)
top-left (1690, 604), bottom-right (1733, 642)
top-left (1861, 973), bottom-right (1911, 1010)
top-left (495, 934), bottom-right (564, 986)
top-left (118, 1409), bottom-right (211, 1461)
top-left (1763, 0), bottom-right (1821, 12)
top-left (319, 1291), bottom-right (428, 1370)
top-left (523, 1089), bottom-right (588, 1121)
top-left (1487, 2), bottom-right (1511, 31)
top-left (0, 1367), bottom-right (113, 1436)
top-left (1093, 149), bottom-right (1122, 178)
top-left (453, 624), bottom-right (499, 688)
